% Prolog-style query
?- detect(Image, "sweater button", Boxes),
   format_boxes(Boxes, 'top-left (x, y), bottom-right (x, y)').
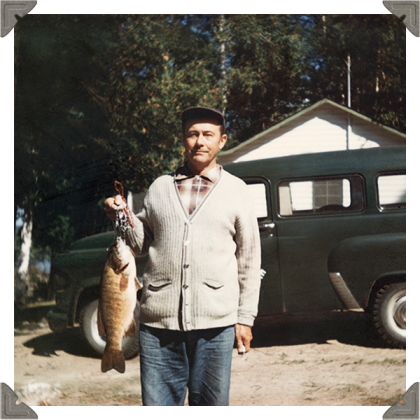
top-left (183, 264), bottom-right (189, 269)
top-left (183, 285), bottom-right (189, 289)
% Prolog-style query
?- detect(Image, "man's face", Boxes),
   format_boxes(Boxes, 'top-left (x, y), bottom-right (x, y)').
top-left (182, 118), bottom-right (227, 173)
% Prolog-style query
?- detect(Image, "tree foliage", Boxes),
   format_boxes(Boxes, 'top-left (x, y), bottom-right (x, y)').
top-left (305, 15), bottom-right (405, 132)
top-left (223, 15), bottom-right (309, 146)
top-left (99, 15), bottom-right (224, 190)
top-left (14, 15), bottom-right (119, 253)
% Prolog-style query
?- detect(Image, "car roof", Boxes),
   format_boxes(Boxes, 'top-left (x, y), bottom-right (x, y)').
top-left (223, 146), bottom-right (406, 179)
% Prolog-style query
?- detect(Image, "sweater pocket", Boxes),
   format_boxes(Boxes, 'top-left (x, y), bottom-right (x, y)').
top-left (198, 278), bottom-right (237, 320)
top-left (203, 279), bottom-right (224, 290)
top-left (147, 279), bottom-right (172, 292)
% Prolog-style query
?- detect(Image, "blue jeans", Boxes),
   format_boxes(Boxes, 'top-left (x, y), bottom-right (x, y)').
top-left (139, 324), bottom-right (235, 406)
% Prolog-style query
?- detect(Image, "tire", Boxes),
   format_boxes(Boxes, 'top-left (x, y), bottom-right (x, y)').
top-left (79, 299), bottom-right (140, 359)
top-left (373, 283), bottom-right (406, 348)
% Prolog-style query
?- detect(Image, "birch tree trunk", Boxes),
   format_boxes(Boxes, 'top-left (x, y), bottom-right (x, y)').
top-left (218, 14), bottom-right (228, 115)
top-left (16, 209), bottom-right (33, 303)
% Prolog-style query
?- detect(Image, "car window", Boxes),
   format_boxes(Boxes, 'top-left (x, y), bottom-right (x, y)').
top-left (377, 173), bottom-right (406, 210)
top-left (246, 182), bottom-right (268, 219)
top-left (278, 175), bottom-right (364, 216)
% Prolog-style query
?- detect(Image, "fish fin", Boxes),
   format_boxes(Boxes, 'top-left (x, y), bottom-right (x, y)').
top-left (114, 263), bottom-right (129, 275)
top-left (119, 276), bottom-right (129, 291)
top-left (97, 303), bottom-right (105, 337)
top-left (124, 317), bottom-right (137, 337)
top-left (101, 347), bottom-right (125, 374)
top-left (135, 277), bottom-right (142, 291)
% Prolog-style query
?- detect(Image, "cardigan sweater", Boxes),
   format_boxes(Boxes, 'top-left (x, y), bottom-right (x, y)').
top-left (125, 167), bottom-right (261, 331)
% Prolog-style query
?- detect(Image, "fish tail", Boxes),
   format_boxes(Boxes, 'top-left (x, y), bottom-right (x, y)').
top-left (101, 346), bottom-right (125, 374)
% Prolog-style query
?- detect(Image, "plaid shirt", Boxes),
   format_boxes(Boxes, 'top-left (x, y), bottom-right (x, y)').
top-left (175, 164), bottom-right (221, 216)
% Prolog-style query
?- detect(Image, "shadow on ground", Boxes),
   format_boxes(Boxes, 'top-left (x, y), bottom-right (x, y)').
top-left (252, 310), bottom-right (392, 349)
top-left (15, 303), bottom-right (99, 359)
top-left (14, 302), bottom-right (55, 330)
top-left (22, 327), bottom-right (100, 358)
top-left (16, 303), bottom-right (395, 359)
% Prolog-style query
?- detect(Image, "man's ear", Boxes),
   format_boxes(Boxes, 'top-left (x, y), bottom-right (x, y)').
top-left (219, 134), bottom-right (228, 150)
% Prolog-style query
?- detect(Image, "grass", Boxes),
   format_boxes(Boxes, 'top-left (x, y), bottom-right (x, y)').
top-left (342, 358), bottom-right (406, 367)
top-left (363, 394), bottom-right (405, 406)
top-left (343, 384), bottom-right (367, 393)
top-left (367, 359), bottom-right (406, 365)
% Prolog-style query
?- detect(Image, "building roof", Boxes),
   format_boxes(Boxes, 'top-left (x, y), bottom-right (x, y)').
top-left (217, 99), bottom-right (406, 165)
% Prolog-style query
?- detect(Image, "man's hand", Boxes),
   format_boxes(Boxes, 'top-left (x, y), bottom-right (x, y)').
top-left (104, 195), bottom-right (127, 221)
top-left (235, 324), bottom-right (253, 354)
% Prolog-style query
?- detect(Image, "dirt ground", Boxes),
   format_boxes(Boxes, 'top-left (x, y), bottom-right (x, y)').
top-left (14, 305), bottom-right (406, 407)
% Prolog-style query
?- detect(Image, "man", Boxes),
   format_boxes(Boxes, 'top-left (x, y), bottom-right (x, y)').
top-left (104, 106), bottom-right (261, 406)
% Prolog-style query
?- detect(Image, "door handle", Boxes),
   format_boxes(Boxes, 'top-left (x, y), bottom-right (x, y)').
top-left (259, 222), bottom-right (275, 232)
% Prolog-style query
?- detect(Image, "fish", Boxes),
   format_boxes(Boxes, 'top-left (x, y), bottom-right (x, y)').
top-left (97, 236), bottom-right (142, 373)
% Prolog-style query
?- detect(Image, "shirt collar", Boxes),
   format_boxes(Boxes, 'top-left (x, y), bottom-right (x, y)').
top-left (175, 164), bottom-right (221, 183)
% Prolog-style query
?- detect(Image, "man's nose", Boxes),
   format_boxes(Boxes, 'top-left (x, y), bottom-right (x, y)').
top-left (195, 133), bottom-right (205, 146)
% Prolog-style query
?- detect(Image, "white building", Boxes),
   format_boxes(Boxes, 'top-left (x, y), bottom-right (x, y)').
top-left (217, 98), bottom-right (406, 166)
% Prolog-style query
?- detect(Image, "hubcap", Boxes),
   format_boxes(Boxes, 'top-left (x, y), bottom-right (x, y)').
top-left (393, 296), bottom-right (406, 329)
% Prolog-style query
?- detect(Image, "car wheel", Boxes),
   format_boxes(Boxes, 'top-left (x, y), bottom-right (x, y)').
top-left (79, 299), bottom-right (140, 359)
top-left (372, 283), bottom-right (406, 348)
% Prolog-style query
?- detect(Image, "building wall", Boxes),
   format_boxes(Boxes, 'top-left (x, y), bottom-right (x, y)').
top-left (218, 101), bottom-right (405, 165)
top-left (234, 116), bottom-right (382, 162)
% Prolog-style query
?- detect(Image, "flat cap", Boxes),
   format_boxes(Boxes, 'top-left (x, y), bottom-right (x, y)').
top-left (181, 106), bottom-right (225, 128)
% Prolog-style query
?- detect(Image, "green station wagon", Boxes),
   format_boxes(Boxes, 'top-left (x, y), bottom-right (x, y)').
top-left (47, 146), bottom-right (406, 357)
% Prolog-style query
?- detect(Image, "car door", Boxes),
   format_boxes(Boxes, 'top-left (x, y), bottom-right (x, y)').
top-left (243, 177), bottom-right (283, 315)
top-left (275, 174), bottom-right (366, 312)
